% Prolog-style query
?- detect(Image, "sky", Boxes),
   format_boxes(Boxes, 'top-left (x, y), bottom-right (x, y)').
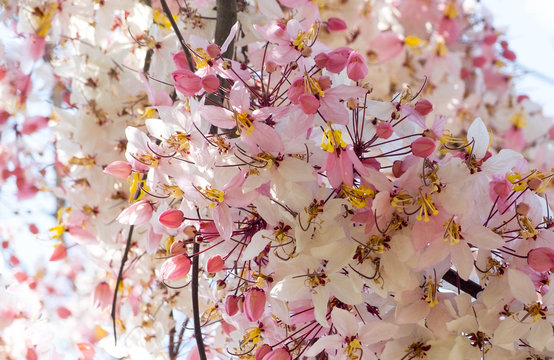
top-left (485, 0), bottom-right (554, 117)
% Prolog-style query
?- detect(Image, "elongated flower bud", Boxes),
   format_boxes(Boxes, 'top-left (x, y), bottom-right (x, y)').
top-left (206, 255), bottom-right (225, 273)
top-left (411, 137), bottom-right (436, 158)
top-left (49, 244), bottom-right (67, 261)
top-left (326, 17), bottom-right (347, 32)
top-left (159, 209), bottom-right (184, 228)
top-left (225, 295), bottom-right (240, 316)
top-left (103, 161), bottom-right (132, 178)
top-left (244, 288), bottom-right (266, 322)
top-left (160, 255), bottom-right (191, 280)
top-left (117, 200), bottom-right (153, 226)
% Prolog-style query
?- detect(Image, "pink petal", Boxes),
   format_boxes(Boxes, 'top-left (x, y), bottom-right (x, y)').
top-left (201, 74), bottom-right (220, 93)
top-left (206, 255), bottom-right (225, 273)
top-left (172, 69), bottom-right (202, 95)
top-left (298, 94), bottom-right (320, 114)
top-left (160, 254), bottom-right (192, 280)
top-left (346, 51), bottom-right (368, 81)
top-left (326, 17), bottom-right (347, 32)
top-left (103, 161), bottom-right (132, 178)
top-left (244, 288), bottom-right (266, 322)
top-left (370, 32), bottom-right (403, 61)
top-left (212, 204), bottom-right (233, 240)
top-left (528, 247), bottom-right (554, 272)
top-left (411, 137), bottom-right (436, 158)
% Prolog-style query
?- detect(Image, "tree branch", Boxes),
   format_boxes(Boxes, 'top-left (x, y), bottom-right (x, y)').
top-left (442, 269), bottom-right (483, 298)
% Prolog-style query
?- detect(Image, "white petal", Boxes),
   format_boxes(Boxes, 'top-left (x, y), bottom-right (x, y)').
top-left (450, 244), bottom-right (474, 281)
top-left (493, 316), bottom-right (530, 347)
top-left (303, 335), bottom-right (342, 357)
top-left (329, 274), bottom-right (363, 306)
top-left (242, 230), bottom-right (272, 260)
top-left (270, 276), bottom-right (310, 302)
top-left (528, 320), bottom-right (552, 351)
top-left (466, 117), bottom-right (489, 160)
top-left (482, 149), bottom-right (523, 175)
top-left (507, 268), bottom-right (537, 304)
top-left (464, 225), bottom-right (503, 250)
top-left (331, 307), bottom-right (358, 337)
top-left (359, 321), bottom-right (398, 344)
top-left (312, 287), bottom-right (330, 327)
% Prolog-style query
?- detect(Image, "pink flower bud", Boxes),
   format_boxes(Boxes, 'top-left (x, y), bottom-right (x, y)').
top-left (117, 200), bottom-right (153, 226)
top-left (414, 99), bottom-right (433, 116)
top-left (502, 49), bottom-right (516, 61)
top-left (160, 254), bottom-right (191, 280)
top-left (49, 244), bottom-right (67, 261)
top-left (159, 209), bottom-right (185, 228)
top-left (298, 94), bottom-right (320, 114)
top-left (201, 75), bottom-right (220, 93)
top-left (0, 109), bottom-right (10, 125)
top-left (314, 52), bottom-right (329, 68)
top-left (173, 51), bottom-right (189, 70)
top-left (411, 137), bottom-right (436, 158)
top-left (93, 281), bottom-right (111, 309)
top-left (244, 288), bottom-right (266, 322)
top-left (472, 56), bottom-right (487, 68)
top-left (325, 47), bottom-right (351, 73)
top-left (206, 43), bottom-right (221, 58)
top-left (103, 161), bottom-right (132, 178)
top-left (255, 344), bottom-right (272, 360)
top-left (170, 240), bottom-right (187, 255)
top-left (57, 306), bottom-right (72, 319)
top-left (483, 33), bottom-right (497, 45)
top-left (528, 247), bottom-right (554, 272)
top-left (262, 348), bottom-right (292, 360)
top-left (225, 295), bottom-right (240, 316)
top-left (206, 255), bottom-right (225, 273)
top-left (549, 125), bottom-right (554, 140)
top-left (172, 69), bottom-right (202, 96)
top-left (376, 122), bottom-right (393, 139)
top-left (326, 17), bottom-right (347, 32)
top-left (346, 51), bottom-right (368, 81)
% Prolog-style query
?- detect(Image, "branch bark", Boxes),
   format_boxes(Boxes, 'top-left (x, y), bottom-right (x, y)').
top-left (442, 269), bottom-right (483, 298)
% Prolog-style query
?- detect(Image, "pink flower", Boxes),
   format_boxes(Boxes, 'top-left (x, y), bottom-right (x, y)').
top-left (206, 255), bottom-right (225, 273)
top-left (325, 47), bottom-right (351, 73)
top-left (117, 200), bottom-right (153, 226)
top-left (49, 244), bottom-right (67, 261)
top-left (93, 282), bottom-right (111, 309)
top-left (370, 32), bottom-right (403, 61)
top-left (160, 254), bottom-right (192, 280)
top-left (527, 247), bottom-right (554, 272)
top-left (173, 51), bottom-right (190, 70)
top-left (172, 69), bottom-right (202, 96)
top-left (159, 209), bottom-right (185, 228)
top-left (346, 51), bottom-right (367, 81)
top-left (103, 161), bottom-right (132, 178)
top-left (411, 137), bottom-right (436, 158)
top-left (326, 17), bottom-right (347, 32)
top-left (244, 288), bottom-right (266, 322)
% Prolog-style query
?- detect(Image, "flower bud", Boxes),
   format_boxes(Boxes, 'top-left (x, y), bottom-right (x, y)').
top-left (502, 49), bottom-right (516, 61)
top-left (314, 52), bottom-right (329, 68)
top-left (93, 282), bottom-right (111, 309)
top-left (57, 306), bottom-right (72, 319)
top-left (244, 288), bottom-right (266, 322)
top-left (376, 122), bottom-right (393, 139)
top-left (160, 254), bottom-right (191, 280)
top-left (117, 200), bottom-right (153, 226)
top-left (325, 47), bottom-right (351, 73)
top-left (414, 99), bottom-right (433, 116)
top-left (392, 160), bottom-right (404, 178)
top-left (159, 209), bottom-right (185, 228)
top-left (326, 17), bottom-right (347, 32)
top-left (49, 244), bottom-right (67, 261)
top-left (262, 348), bottom-right (292, 360)
top-left (206, 255), bottom-right (225, 273)
top-left (225, 295), bottom-right (240, 316)
top-left (173, 51), bottom-right (189, 70)
top-left (411, 137), bottom-right (436, 158)
top-left (264, 61), bottom-right (279, 73)
top-left (472, 56), bottom-right (487, 68)
top-left (346, 51), bottom-right (368, 81)
top-left (169, 240), bottom-right (187, 255)
top-left (206, 43), bottom-right (221, 58)
top-left (528, 247), bottom-right (554, 272)
top-left (201, 74), bottom-right (220, 93)
top-left (255, 344), bottom-right (272, 360)
top-left (301, 46), bottom-right (312, 57)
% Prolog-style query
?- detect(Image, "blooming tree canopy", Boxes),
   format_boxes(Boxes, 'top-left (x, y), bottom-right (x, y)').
top-left (0, 0), bottom-right (553, 359)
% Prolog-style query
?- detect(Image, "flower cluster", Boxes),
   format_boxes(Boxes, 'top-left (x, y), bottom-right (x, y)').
top-left (0, 0), bottom-right (553, 359)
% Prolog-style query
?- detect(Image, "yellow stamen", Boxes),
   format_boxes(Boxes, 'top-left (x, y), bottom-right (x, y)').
top-left (391, 191), bottom-right (414, 212)
top-left (520, 216), bottom-right (539, 239)
top-left (424, 276), bottom-right (440, 307)
top-left (241, 327), bottom-right (262, 347)
top-left (416, 193), bottom-right (438, 222)
top-left (404, 35), bottom-right (421, 48)
top-left (68, 156), bottom-right (96, 168)
top-left (166, 132), bottom-right (191, 153)
top-left (443, 3), bottom-right (458, 19)
top-left (304, 75), bottom-right (325, 98)
top-left (128, 173), bottom-right (148, 201)
top-left (234, 112), bottom-right (254, 136)
top-left (152, 9), bottom-right (174, 29)
top-left (345, 338), bottom-right (362, 360)
top-left (193, 48), bottom-right (211, 69)
top-left (321, 126), bottom-right (346, 152)
top-left (342, 184), bottom-right (375, 209)
top-left (443, 218), bottom-right (462, 245)
top-left (200, 186), bottom-right (225, 208)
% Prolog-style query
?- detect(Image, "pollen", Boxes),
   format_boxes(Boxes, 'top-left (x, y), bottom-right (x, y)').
top-left (166, 131), bottom-right (191, 153)
top-left (345, 337), bottom-right (362, 360)
top-left (404, 35), bottom-right (421, 48)
top-left (234, 112), bottom-right (255, 136)
top-left (240, 327), bottom-right (262, 347)
top-left (193, 48), bottom-right (211, 69)
top-left (163, 185), bottom-right (184, 198)
top-left (391, 191), bottom-right (414, 212)
top-left (200, 186), bottom-right (225, 207)
top-left (509, 112), bottom-right (527, 129)
top-left (321, 126), bottom-right (346, 152)
top-left (416, 193), bottom-right (438, 222)
top-left (68, 156), bottom-right (96, 168)
top-left (292, 24), bottom-right (317, 51)
top-left (519, 216), bottom-right (539, 239)
top-left (424, 276), bottom-right (440, 307)
top-left (341, 184), bottom-right (375, 209)
top-left (523, 302), bottom-right (547, 322)
top-left (443, 218), bottom-right (462, 245)
top-left (304, 75), bottom-right (325, 98)
top-left (152, 9), bottom-right (174, 29)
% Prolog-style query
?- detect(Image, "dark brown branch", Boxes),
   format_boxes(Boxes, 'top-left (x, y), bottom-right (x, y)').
top-left (191, 241), bottom-right (206, 360)
top-left (214, 0), bottom-right (237, 59)
top-left (442, 269), bottom-right (483, 298)
top-left (160, 0), bottom-right (195, 72)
